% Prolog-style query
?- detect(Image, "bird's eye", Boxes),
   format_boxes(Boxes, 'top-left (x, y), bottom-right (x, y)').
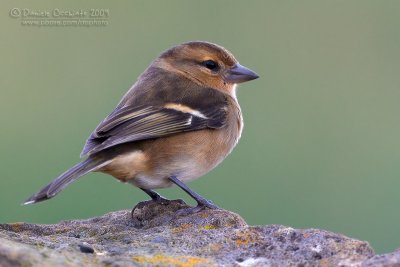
top-left (202, 60), bottom-right (219, 71)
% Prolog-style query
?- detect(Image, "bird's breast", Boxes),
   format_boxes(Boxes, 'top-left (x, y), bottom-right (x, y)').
top-left (141, 101), bottom-right (242, 184)
top-left (100, 100), bottom-right (243, 189)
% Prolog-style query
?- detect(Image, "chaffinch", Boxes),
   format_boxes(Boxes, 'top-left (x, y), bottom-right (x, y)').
top-left (24, 41), bottom-right (259, 214)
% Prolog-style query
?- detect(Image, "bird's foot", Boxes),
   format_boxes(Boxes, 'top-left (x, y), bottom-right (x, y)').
top-left (167, 175), bottom-right (219, 216)
top-left (175, 198), bottom-right (219, 216)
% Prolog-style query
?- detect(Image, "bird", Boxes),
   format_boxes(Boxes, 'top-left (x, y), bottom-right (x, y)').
top-left (23, 41), bottom-right (259, 214)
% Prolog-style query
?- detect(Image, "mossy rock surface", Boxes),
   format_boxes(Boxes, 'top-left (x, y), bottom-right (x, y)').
top-left (0, 200), bottom-right (397, 266)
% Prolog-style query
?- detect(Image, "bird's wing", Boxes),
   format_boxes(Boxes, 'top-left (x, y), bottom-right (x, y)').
top-left (80, 102), bottom-right (227, 157)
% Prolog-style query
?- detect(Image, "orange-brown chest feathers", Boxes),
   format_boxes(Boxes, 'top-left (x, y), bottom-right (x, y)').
top-left (99, 95), bottom-right (242, 188)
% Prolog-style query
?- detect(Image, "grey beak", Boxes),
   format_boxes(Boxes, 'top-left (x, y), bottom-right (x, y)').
top-left (225, 63), bottom-right (259, 84)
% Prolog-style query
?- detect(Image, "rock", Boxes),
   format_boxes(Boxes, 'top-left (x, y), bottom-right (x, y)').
top-left (0, 200), bottom-right (397, 266)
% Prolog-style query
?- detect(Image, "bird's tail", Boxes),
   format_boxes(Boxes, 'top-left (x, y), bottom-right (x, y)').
top-left (23, 157), bottom-right (111, 205)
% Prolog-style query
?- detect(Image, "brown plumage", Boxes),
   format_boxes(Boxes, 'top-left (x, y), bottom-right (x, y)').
top-left (24, 41), bottom-right (258, 213)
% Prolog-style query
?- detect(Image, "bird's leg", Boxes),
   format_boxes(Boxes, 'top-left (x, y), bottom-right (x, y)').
top-left (141, 188), bottom-right (170, 203)
top-left (168, 176), bottom-right (219, 215)
top-left (131, 188), bottom-right (171, 218)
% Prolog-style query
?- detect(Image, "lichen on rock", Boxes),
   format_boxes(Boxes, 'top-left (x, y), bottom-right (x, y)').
top-left (0, 200), bottom-right (398, 266)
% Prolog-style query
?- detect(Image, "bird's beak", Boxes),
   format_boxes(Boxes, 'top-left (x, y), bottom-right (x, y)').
top-left (225, 63), bottom-right (259, 84)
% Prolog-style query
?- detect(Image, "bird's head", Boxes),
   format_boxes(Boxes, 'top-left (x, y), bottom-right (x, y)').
top-left (154, 41), bottom-right (259, 94)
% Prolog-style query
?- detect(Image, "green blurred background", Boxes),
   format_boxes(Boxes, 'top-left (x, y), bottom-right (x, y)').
top-left (1, 0), bottom-right (400, 254)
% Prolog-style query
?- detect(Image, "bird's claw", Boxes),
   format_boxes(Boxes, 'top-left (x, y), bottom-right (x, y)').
top-left (175, 198), bottom-right (219, 216)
